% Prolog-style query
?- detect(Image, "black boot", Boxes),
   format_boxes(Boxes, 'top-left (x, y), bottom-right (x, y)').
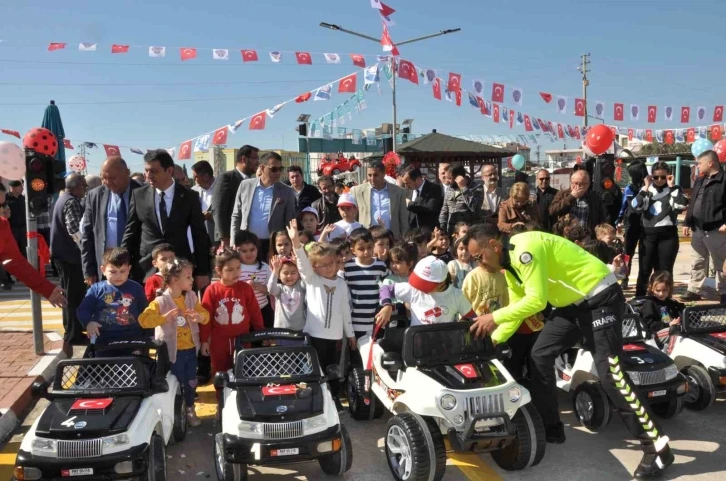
top-left (633, 446), bottom-right (674, 479)
top-left (544, 422), bottom-right (566, 444)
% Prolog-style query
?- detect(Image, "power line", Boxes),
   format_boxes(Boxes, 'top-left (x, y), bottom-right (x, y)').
top-left (0, 78), bottom-right (345, 87)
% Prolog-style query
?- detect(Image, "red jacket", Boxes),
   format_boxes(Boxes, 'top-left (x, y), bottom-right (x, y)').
top-left (200, 281), bottom-right (264, 342)
top-left (144, 274), bottom-right (163, 303)
top-left (0, 218), bottom-right (55, 299)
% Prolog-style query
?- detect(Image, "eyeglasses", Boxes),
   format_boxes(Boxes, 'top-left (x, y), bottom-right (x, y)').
top-left (538, 177), bottom-right (551, 181)
top-left (314, 261), bottom-right (336, 270)
top-left (473, 249), bottom-right (487, 263)
top-left (571, 182), bottom-right (589, 186)
top-left (266, 166), bottom-right (283, 173)
top-left (652, 175), bottom-right (667, 180)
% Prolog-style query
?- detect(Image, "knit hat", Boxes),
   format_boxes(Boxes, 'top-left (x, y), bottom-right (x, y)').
top-left (337, 192), bottom-right (357, 208)
top-left (301, 206), bottom-right (319, 219)
top-left (409, 255), bottom-right (448, 293)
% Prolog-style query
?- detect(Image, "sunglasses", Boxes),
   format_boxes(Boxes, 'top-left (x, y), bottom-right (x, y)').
top-left (652, 175), bottom-right (668, 180)
top-left (266, 166), bottom-right (283, 173)
top-left (538, 177), bottom-right (550, 181)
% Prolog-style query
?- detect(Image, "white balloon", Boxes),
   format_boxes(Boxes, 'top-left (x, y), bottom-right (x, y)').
top-left (68, 155), bottom-right (86, 173)
top-left (0, 141), bottom-right (26, 181)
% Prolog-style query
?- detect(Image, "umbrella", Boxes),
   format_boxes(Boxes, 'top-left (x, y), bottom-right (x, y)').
top-left (41, 100), bottom-right (67, 192)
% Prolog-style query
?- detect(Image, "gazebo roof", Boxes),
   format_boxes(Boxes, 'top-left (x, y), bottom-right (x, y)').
top-left (397, 131), bottom-right (517, 158)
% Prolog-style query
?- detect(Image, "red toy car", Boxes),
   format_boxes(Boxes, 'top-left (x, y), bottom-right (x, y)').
top-left (317, 154), bottom-right (361, 176)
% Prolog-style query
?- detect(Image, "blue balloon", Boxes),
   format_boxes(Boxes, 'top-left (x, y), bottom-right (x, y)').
top-left (692, 138), bottom-right (713, 158)
top-left (511, 154), bottom-right (526, 171)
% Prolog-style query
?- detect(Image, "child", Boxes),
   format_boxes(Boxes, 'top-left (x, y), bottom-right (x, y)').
top-left (234, 230), bottom-right (273, 328)
top-left (564, 224), bottom-right (591, 246)
top-left (299, 207), bottom-right (321, 240)
top-left (269, 230), bottom-right (293, 260)
top-left (145, 243), bottom-right (175, 302)
top-left (201, 249), bottom-right (264, 396)
top-left (268, 255), bottom-right (306, 332)
top-left (376, 256), bottom-right (475, 326)
top-left (299, 230), bottom-right (316, 248)
top-left (138, 258), bottom-right (209, 426)
top-left (448, 237), bottom-right (474, 289)
top-left (329, 236), bottom-right (352, 278)
top-left (381, 243), bottom-right (418, 319)
top-left (641, 271), bottom-right (684, 353)
top-left (403, 227), bottom-right (430, 262)
top-left (452, 221), bottom-right (469, 242)
top-left (77, 247), bottom-right (148, 344)
top-left (333, 193), bottom-right (362, 238)
top-left (369, 225), bottom-right (393, 265)
top-left (344, 228), bottom-right (389, 338)
top-left (428, 227), bottom-right (453, 264)
top-left (581, 239), bottom-right (626, 280)
top-left (594, 223), bottom-right (617, 245)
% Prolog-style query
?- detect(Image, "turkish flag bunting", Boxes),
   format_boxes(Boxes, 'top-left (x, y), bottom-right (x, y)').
top-left (573, 128), bottom-right (581, 140)
top-left (647, 106), bottom-right (657, 123)
top-left (610, 126), bottom-right (617, 138)
top-left (665, 130), bottom-right (674, 144)
top-left (645, 130), bottom-right (653, 142)
top-left (178, 141), bottom-right (192, 160)
top-left (295, 92), bottom-right (312, 103)
top-left (111, 44), bottom-right (129, 54)
top-left (491, 83), bottom-right (505, 103)
top-left (454, 89), bottom-right (461, 106)
top-left (180, 48), bottom-right (197, 61)
top-left (539, 92), bottom-right (552, 103)
top-left (475, 96), bottom-right (485, 112)
top-left (557, 123), bottom-right (564, 139)
top-left (714, 106), bottom-right (724, 122)
top-left (432, 78), bottom-right (442, 100)
top-left (614, 103), bottom-right (624, 121)
top-left (1, 129), bottom-right (20, 139)
top-left (509, 110), bottom-right (515, 129)
top-left (687, 128), bottom-right (696, 142)
top-left (712, 124), bottom-right (723, 141)
top-left (380, 23), bottom-right (399, 56)
top-left (398, 60), bottom-right (418, 84)
top-left (574, 98), bottom-right (585, 117)
top-left (493, 103), bottom-right (500, 123)
top-left (249, 112), bottom-right (266, 130)
top-left (681, 106), bottom-right (690, 123)
top-left (448, 72), bottom-right (461, 92)
top-left (212, 127), bottom-right (228, 145)
top-left (628, 129), bottom-right (634, 141)
top-left (350, 54), bottom-right (366, 68)
top-left (338, 73), bottom-right (357, 93)
top-left (103, 145), bottom-right (120, 157)
top-left (524, 115), bottom-right (533, 132)
top-left (241, 50), bottom-right (259, 62)
top-left (48, 43), bottom-right (66, 51)
top-left (295, 52), bottom-right (312, 65)
top-left (379, 1), bottom-right (396, 16)
top-left (63, 139), bottom-right (73, 149)
top-left (538, 118), bottom-right (548, 132)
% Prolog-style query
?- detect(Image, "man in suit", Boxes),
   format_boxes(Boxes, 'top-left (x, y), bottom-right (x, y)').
top-left (480, 164), bottom-right (508, 225)
top-left (535, 169), bottom-right (559, 232)
top-left (213, 145), bottom-right (260, 251)
top-left (549, 169), bottom-right (608, 232)
top-left (191, 160), bottom-right (216, 249)
top-left (350, 160), bottom-right (409, 239)
top-left (401, 165), bottom-right (443, 231)
top-left (287, 165), bottom-right (321, 212)
top-left (81, 156), bottom-right (142, 283)
top-left (122, 150), bottom-right (210, 288)
top-left (230, 152), bottom-right (297, 261)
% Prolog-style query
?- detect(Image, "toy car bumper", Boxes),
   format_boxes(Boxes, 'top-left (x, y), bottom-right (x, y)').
top-left (221, 425), bottom-right (343, 465)
top-left (15, 443), bottom-right (148, 480)
top-left (637, 374), bottom-right (689, 402)
top-left (707, 366), bottom-right (726, 391)
top-left (447, 413), bottom-right (516, 453)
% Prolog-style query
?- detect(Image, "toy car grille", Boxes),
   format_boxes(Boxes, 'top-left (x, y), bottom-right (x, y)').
top-left (466, 393), bottom-right (505, 416)
top-left (60, 362), bottom-right (139, 390)
top-left (683, 306), bottom-right (726, 334)
top-left (627, 366), bottom-right (678, 386)
top-left (57, 439), bottom-right (103, 459)
top-left (262, 421), bottom-right (304, 440)
top-left (240, 351), bottom-right (314, 378)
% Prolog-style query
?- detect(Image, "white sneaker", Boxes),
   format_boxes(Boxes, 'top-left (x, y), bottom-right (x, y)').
top-left (187, 407), bottom-right (202, 427)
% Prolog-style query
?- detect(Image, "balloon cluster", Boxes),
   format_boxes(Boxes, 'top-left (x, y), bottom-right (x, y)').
top-left (713, 140), bottom-right (726, 163)
top-left (691, 138), bottom-right (713, 159)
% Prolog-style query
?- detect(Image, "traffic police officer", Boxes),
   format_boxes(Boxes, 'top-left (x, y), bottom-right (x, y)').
top-left (464, 223), bottom-right (673, 479)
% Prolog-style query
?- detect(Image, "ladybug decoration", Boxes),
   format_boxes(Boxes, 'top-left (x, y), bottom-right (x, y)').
top-left (23, 127), bottom-right (58, 158)
top-left (382, 151), bottom-right (401, 179)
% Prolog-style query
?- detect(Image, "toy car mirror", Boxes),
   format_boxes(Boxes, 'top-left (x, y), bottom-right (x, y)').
top-left (495, 343), bottom-right (512, 361)
top-left (214, 371), bottom-right (229, 389)
top-left (324, 364), bottom-right (342, 381)
top-left (31, 380), bottom-right (49, 399)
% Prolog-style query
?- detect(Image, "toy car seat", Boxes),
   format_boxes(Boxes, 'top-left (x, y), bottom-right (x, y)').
top-left (378, 326), bottom-right (407, 377)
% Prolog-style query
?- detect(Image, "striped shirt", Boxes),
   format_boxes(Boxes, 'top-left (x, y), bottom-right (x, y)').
top-left (344, 258), bottom-right (389, 334)
top-left (239, 262), bottom-right (271, 309)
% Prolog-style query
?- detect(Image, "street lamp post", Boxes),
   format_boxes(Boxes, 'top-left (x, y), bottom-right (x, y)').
top-left (319, 23), bottom-right (460, 152)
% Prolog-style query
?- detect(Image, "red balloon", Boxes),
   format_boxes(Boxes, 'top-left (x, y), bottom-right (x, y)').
top-left (585, 124), bottom-right (614, 155)
top-left (714, 140), bottom-right (726, 163)
top-left (23, 127), bottom-right (58, 157)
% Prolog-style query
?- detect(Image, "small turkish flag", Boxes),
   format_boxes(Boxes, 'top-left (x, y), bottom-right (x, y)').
top-left (493, 103), bottom-right (500, 123)
top-left (350, 54), bottom-right (366, 68)
top-left (573, 128), bottom-right (581, 140)
top-left (180, 48), bottom-right (197, 61)
top-left (104, 145), bottom-right (120, 157)
top-left (610, 126), bottom-right (617, 138)
top-left (1, 129), bottom-right (20, 139)
top-left (448, 72), bottom-right (461, 92)
top-left (295, 52), bottom-right (312, 65)
top-left (614, 103), bottom-right (624, 121)
top-left (524, 115), bottom-right (533, 132)
top-left (70, 398), bottom-right (113, 410)
top-left (454, 363), bottom-right (477, 379)
top-left (262, 385), bottom-right (297, 396)
top-left (714, 106), bottom-right (724, 122)
top-left (557, 123), bottom-right (564, 138)
top-left (665, 130), bottom-right (674, 144)
top-left (628, 129), bottom-right (634, 141)
top-left (645, 129), bottom-right (653, 142)
top-left (212, 127), bottom-right (228, 145)
top-left (111, 44), bottom-right (129, 54)
top-left (491, 82), bottom-right (505, 103)
top-left (249, 112), bottom-right (266, 130)
top-left (48, 43), bottom-right (66, 51)
top-left (178, 141), bottom-right (192, 160)
top-left (539, 92), bottom-right (552, 103)
top-left (64, 139), bottom-right (74, 149)
top-left (681, 106), bottom-right (690, 123)
top-left (509, 110), bottom-right (515, 129)
top-left (398, 60), bottom-right (418, 84)
top-left (712, 124), bottom-right (723, 141)
top-left (687, 128), bottom-right (696, 142)
top-left (453, 89), bottom-right (461, 106)
top-left (647, 106), bottom-right (657, 123)
top-left (574, 98), bottom-right (585, 116)
top-left (432, 78), bottom-right (442, 100)
top-left (338, 73), bottom-right (357, 93)
top-left (241, 50), bottom-right (258, 62)
top-left (295, 92), bottom-right (312, 103)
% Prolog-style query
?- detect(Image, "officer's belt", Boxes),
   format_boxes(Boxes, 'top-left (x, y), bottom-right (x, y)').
top-left (574, 273), bottom-right (618, 305)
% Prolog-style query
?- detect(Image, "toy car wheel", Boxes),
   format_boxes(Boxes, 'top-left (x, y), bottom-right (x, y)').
top-left (318, 424), bottom-right (353, 475)
top-left (140, 433), bottom-right (167, 481)
top-left (347, 368), bottom-right (373, 420)
top-left (214, 433), bottom-right (248, 481)
top-left (351, 163), bottom-right (359, 172)
top-left (683, 365), bottom-right (716, 411)
top-left (171, 388), bottom-right (187, 444)
top-left (333, 169), bottom-right (341, 175)
top-left (651, 396), bottom-right (684, 419)
top-left (491, 403), bottom-right (546, 471)
top-left (572, 381), bottom-right (611, 432)
top-left (384, 412), bottom-right (446, 481)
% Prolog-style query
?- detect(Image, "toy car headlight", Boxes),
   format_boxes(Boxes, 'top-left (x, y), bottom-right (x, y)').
top-left (102, 433), bottom-right (130, 451)
top-left (238, 421), bottom-right (263, 435)
top-left (664, 365), bottom-right (678, 381)
top-left (626, 371), bottom-right (641, 385)
top-left (508, 387), bottom-right (522, 403)
top-left (303, 414), bottom-right (328, 432)
top-left (440, 394), bottom-right (457, 411)
top-left (31, 438), bottom-right (57, 456)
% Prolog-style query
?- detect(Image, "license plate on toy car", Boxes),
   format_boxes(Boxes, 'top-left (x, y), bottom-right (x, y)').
top-left (271, 448), bottom-right (299, 456)
top-left (648, 390), bottom-right (667, 398)
top-left (61, 468), bottom-right (94, 476)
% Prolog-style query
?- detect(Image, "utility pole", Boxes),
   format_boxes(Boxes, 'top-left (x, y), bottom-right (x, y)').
top-left (536, 145), bottom-right (541, 165)
top-left (578, 53), bottom-right (591, 127)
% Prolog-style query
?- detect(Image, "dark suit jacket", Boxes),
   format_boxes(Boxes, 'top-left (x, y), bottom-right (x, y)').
top-left (121, 182), bottom-right (211, 281)
top-left (81, 180), bottom-right (141, 280)
top-left (407, 180), bottom-right (444, 230)
top-left (290, 182), bottom-right (322, 212)
top-left (212, 169), bottom-right (246, 242)
top-left (536, 186), bottom-right (558, 232)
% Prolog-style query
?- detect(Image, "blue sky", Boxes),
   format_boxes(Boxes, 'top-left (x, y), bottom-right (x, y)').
top-left (0, 0), bottom-right (723, 173)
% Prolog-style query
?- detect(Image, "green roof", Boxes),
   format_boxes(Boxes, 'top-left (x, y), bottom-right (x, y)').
top-left (397, 132), bottom-right (517, 158)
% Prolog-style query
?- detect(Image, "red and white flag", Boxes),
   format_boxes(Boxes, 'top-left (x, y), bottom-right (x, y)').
top-left (647, 106), bottom-right (657, 123)
top-left (1, 129), bottom-right (20, 139)
top-left (249, 112), bottom-right (267, 130)
top-left (63, 139), bottom-right (74, 149)
top-left (180, 48), bottom-right (197, 61)
top-left (350, 54), bottom-right (366, 68)
top-left (104, 145), bottom-right (120, 157)
top-left (398, 60), bottom-right (418, 84)
top-left (241, 50), bottom-right (259, 62)
top-left (432, 78), bottom-right (442, 100)
top-left (628, 129), bottom-right (634, 141)
top-left (712, 124), bottom-right (723, 141)
top-left (687, 128), bottom-right (696, 142)
top-left (111, 44), bottom-right (129, 54)
top-left (48, 43), bottom-right (66, 51)
top-left (493, 103), bottom-right (500, 123)
top-left (539, 92), bottom-right (552, 103)
top-left (714, 106), bottom-right (724, 122)
top-left (509, 110), bottom-right (515, 129)
top-left (212, 127), bottom-right (228, 145)
top-left (178, 141), bottom-right (192, 160)
top-left (613, 103), bottom-right (624, 121)
top-left (338, 73), bottom-right (357, 92)
top-left (681, 106), bottom-right (690, 123)
top-left (295, 52), bottom-right (312, 65)
top-left (664, 130), bottom-right (674, 144)
top-left (491, 82), bottom-right (504, 103)
top-left (379, 2), bottom-right (395, 16)
top-left (380, 23), bottom-right (399, 56)
top-left (557, 123), bottom-right (564, 139)
top-left (524, 115), bottom-right (533, 132)
top-left (574, 98), bottom-right (586, 117)
top-left (645, 129), bottom-right (653, 142)
top-left (573, 128), bottom-right (581, 140)
top-left (448, 72), bottom-right (461, 92)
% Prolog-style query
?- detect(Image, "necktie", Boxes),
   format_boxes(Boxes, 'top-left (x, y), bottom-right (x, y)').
top-left (117, 194), bottom-right (127, 245)
top-left (159, 191), bottom-right (169, 232)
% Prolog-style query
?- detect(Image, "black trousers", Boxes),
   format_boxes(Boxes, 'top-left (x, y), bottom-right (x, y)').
top-left (259, 239), bottom-right (271, 264)
top-left (623, 222), bottom-right (642, 281)
top-left (54, 259), bottom-right (86, 344)
top-left (503, 331), bottom-right (540, 384)
top-left (635, 228), bottom-right (679, 297)
top-left (309, 336), bottom-right (340, 396)
top-left (529, 284), bottom-right (668, 453)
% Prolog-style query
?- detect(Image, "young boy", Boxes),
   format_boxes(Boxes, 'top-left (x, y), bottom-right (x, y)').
top-left (369, 225), bottom-right (393, 265)
top-left (145, 243), bottom-right (176, 302)
top-left (299, 207), bottom-right (322, 240)
top-left (344, 228), bottom-right (389, 338)
top-left (594, 223), bottom-right (617, 245)
top-left (332, 193), bottom-right (362, 238)
top-left (428, 227), bottom-right (453, 264)
top-left (77, 247), bottom-right (149, 344)
top-left (403, 227), bottom-right (430, 262)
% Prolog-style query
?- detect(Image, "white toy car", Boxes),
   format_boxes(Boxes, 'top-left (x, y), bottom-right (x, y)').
top-left (14, 339), bottom-right (185, 481)
top-left (555, 313), bottom-right (688, 432)
top-left (213, 329), bottom-right (352, 481)
top-left (350, 321), bottom-right (545, 481)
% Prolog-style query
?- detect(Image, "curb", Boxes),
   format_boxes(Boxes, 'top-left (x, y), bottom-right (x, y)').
top-left (0, 331), bottom-right (67, 444)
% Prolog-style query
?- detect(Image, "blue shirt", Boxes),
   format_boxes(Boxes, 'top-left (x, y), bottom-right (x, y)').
top-left (370, 184), bottom-right (391, 230)
top-left (76, 280), bottom-right (149, 344)
top-left (105, 186), bottom-right (131, 249)
top-left (248, 180), bottom-right (274, 239)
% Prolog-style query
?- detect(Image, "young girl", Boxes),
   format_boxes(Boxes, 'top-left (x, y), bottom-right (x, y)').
top-left (269, 230), bottom-right (293, 260)
top-left (381, 243), bottom-right (417, 319)
top-left (427, 227), bottom-right (453, 264)
top-left (448, 237), bottom-right (474, 289)
top-left (452, 222), bottom-right (469, 242)
top-left (139, 258), bottom-right (210, 427)
top-left (641, 271), bottom-right (684, 353)
top-left (234, 230), bottom-right (273, 328)
top-left (201, 249), bottom-right (264, 400)
top-left (267, 255), bottom-right (306, 332)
